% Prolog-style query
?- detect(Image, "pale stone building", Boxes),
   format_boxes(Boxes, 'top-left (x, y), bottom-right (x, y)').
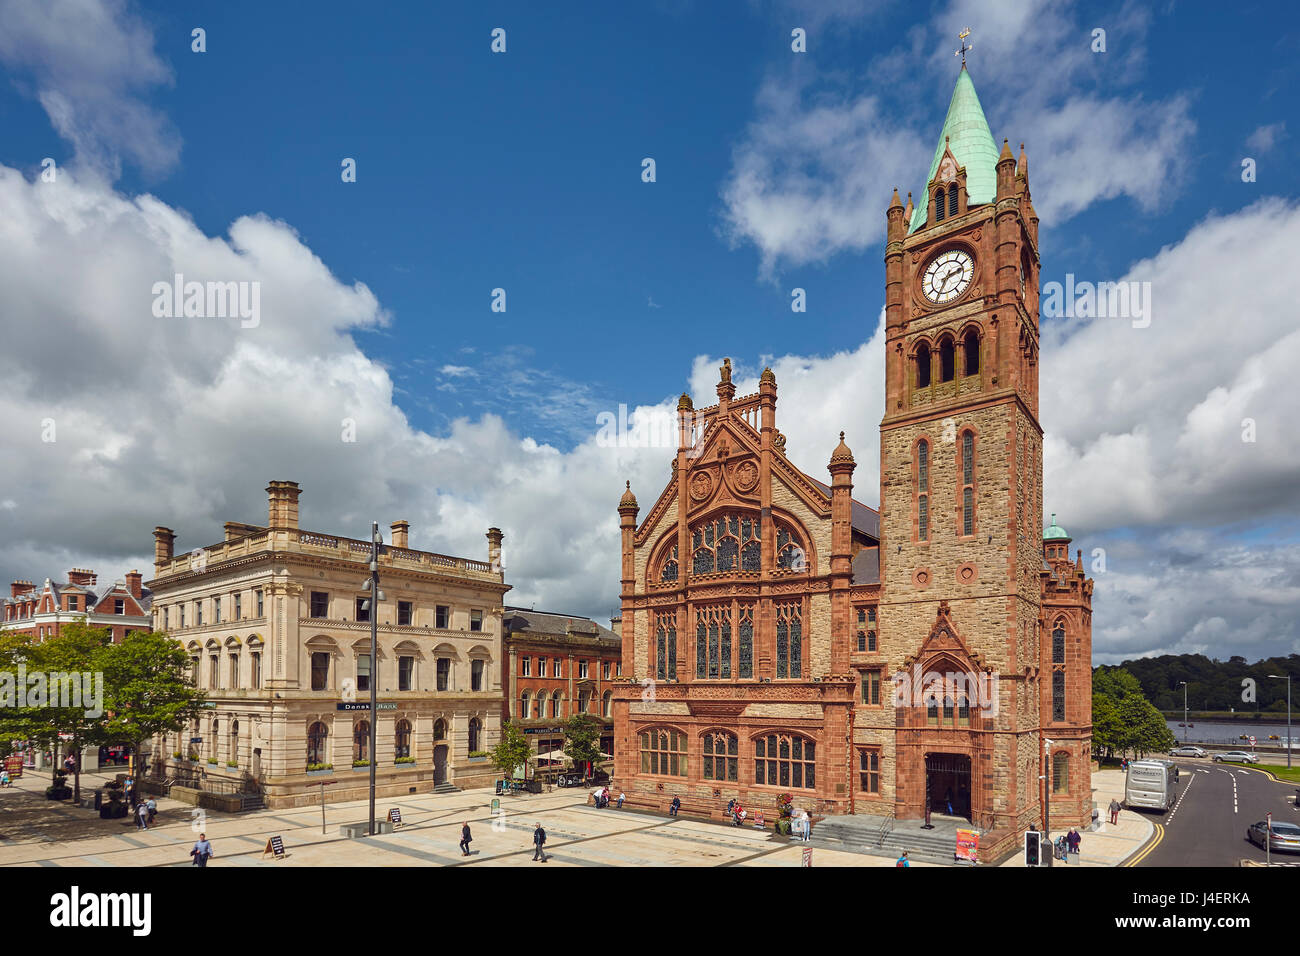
top-left (146, 481), bottom-right (509, 808)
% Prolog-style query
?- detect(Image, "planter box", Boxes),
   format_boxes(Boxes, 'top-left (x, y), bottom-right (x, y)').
top-left (306, 769), bottom-right (334, 777)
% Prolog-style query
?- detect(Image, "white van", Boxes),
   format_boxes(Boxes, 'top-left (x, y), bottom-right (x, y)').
top-left (1125, 759), bottom-right (1177, 811)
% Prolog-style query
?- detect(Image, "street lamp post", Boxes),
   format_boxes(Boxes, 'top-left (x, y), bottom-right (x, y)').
top-left (368, 521), bottom-right (380, 835)
top-left (1043, 736), bottom-right (1053, 868)
top-left (1180, 681), bottom-right (1188, 743)
top-left (1268, 674), bottom-right (1293, 770)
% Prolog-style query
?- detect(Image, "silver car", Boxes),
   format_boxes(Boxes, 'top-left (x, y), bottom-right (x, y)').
top-left (1246, 820), bottom-right (1300, 853)
top-left (1212, 751), bottom-right (1257, 763)
top-left (1169, 746), bottom-right (1207, 758)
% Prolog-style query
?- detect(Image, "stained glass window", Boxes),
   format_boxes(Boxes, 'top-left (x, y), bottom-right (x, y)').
top-left (738, 606), bottom-right (753, 678)
top-left (1052, 625), bottom-right (1065, 664)
top-left (741, 541), bottom-right (761, 571)
top-left (961, 431), bottom-right (976, 535)
top-left (696, 622), bottom-right (706, 678)
top-left (917, 440), bottom-right (930, 542)
top-left (755, 734), bottom-right (815, 789)
top-left (656, 624), bottom-right (667, 681)
top-left (641, 728), bottom-right (687, 777)
top-left (1053, 671), bottom-right (1065, 722)
top-left (703, 733), bottom-right (738, 781)
top-left (717, 537), bottom-right (738, 571)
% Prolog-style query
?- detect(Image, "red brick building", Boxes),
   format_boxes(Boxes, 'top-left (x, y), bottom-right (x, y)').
top-left (503, 607), bottom-right (621, 765)
top-left (2, 569), bottom-right (151, 642)
top-left (611, 64), bottom-right (1093, 847)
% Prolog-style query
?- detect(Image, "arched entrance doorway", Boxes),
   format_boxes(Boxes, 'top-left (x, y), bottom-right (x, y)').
top-left (925, 752), bottom-right (971, 819)
top-left (433, 745), bottom-right (449, 785)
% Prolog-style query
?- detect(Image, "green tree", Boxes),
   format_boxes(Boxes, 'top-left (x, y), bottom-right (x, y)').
top-left (27, 622), bottom-right (114, 802)
top-left (98, 631), bottom-right (206, 781)
top-left (563, 713), bottom-right (605, 773)
top-left (490, 720), bottom-right (533, 780)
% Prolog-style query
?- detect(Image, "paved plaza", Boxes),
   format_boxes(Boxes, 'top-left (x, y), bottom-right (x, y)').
top-left (0, 767), bottom-right (1152, 868)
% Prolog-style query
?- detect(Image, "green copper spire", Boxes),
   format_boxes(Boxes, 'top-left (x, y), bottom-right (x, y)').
top-left (908, 66), bottom-right (1000, 233)
top-left (1044, 514), bottom-right (1070, 541)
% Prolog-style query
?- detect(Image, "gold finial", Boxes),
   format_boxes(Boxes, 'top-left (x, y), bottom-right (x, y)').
top-left (954, 28), bottom-right (973, 67)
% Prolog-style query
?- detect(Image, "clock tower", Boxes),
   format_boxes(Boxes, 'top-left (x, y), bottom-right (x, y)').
top-left (876, 61), bottom-right (1049, 835)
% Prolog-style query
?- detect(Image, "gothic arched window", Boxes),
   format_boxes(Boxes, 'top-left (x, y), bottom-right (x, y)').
top-left (775, 602), bottom-right (802, 678)
top-left (939, 337), bottom-right (956, 382)
top-left (703, 732), bottom-right (738, 781)
top-left (916, 439), bottom-right (930, 542)
top-left (659, 543), bottom-right (678, 582)
top-left (640, 728), bottom-right (687, 777)
top-left (915, 342), bottom-right (932, 389)
top-left (1052, 625), bottom-right (1066, 664)
top-left (960, 430), bottom-right (976, 536)
top-left (738, 605), bottom-right (754, 679)
top-left (655, 611), bottom-right (677, 681)
top-left (963, 328), bottom-right (980, 376)
top-left (1052, 671), bottom-right (1066, 722)
top-left (755, 733), bottom-right (816, 789)
top-left (695, 605), bottom-right (732, 679)
top-left (1052, 751), bottom-right (1069, 793)
top-left (468, 717), bottom-right (481, 752)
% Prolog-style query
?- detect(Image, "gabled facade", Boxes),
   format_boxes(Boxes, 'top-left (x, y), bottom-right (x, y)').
top-left (2, 569), bottom-right (151, 643)
top-left (611, 361), bottom-right (881, 816)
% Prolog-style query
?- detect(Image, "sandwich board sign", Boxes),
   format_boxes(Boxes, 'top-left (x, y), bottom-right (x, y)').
top-left (264, 835), bottom-right (286, 860)
top-left (387, 808), bottom-right (403, 827)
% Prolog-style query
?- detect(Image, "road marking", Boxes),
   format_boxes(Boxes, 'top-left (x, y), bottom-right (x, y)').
top-left (1125, 823), bottom-right (1164, 867)
top-left (1165, 774), bottom-right (1194, 825)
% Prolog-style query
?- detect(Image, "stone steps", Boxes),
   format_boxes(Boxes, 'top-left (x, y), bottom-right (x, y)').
top-left (811, 816), bottom-right (981, 866)
top-left (432, 782), bottom-right (461, 795)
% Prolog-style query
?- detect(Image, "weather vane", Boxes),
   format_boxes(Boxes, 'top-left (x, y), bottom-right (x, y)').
top-left (955, 28), bottom-right (973, 67)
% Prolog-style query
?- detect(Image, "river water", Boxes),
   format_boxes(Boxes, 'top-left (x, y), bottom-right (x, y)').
top-left (1165, 718), bottom-right (1297, 746)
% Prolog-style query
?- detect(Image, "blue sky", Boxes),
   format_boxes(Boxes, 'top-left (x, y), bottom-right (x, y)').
top-left (0, 0), bottom-right (1298, 663)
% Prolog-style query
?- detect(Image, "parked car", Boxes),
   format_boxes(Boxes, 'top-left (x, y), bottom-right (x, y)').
top-left (1169, 746), bottom-right (1207, 758)
top-left (1246, 820), bottom-right (1300, 853)
top-left (1212, 751), bottom-right (1257, 763)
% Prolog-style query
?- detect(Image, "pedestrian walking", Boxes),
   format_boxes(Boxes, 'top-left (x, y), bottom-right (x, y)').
top-left (459, 822), bottom-right (472, 856)
top-left (669, 795), bottom-right (680, 817)
top-left (135, 801), bottom-right (149, 830)
top-left (799, 808), bottom-right (812, 842)
top-left (190, 833), bottom-right (213, 867)
top-left (617, 791), bottom-right (626, 809)
top-left (896, 852), bottom-right (909, 867)
top-left (532, 823), bottom-right (547, 862)
top-left (1108, 798), bottom-right (1120, 825)
top-left (1068, 828), bottom-right (1081, 856)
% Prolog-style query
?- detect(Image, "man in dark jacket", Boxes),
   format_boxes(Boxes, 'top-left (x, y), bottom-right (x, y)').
top-left (459, 822), bottom-right (472, 856)
top-left (532, 823), bottom-right (547, 862)
top-left (669, 795), bottom-right (681, 817)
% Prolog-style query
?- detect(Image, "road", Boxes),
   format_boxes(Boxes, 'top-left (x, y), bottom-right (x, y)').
top-left (1133, 759), bottom-right (1299, 866)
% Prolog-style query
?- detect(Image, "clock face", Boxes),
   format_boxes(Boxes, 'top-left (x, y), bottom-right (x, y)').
top-left (922, 249), bottom-right (974, 304)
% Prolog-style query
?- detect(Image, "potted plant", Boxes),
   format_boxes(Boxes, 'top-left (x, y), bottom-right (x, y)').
top-left (206, 758), bottom-right (218, 765)
top-left (226, 761), bottom-right (238, 769)
top-left (467, 750), bottom-right (489, 761)
top-left (306, 762), bottom-right (333, 774)
top-left (352, 759), bottom-right (370, 769)
top-left (172, 751), bottom-right (183, 760)
top-left (394, 756), bottom-right (416, 765)
top-left (46, 770), bottom-right (72, 801)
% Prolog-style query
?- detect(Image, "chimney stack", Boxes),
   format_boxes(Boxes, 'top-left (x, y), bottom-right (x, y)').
top-left (67, 568), bottom-right (97, 587)
top-left (125, 570), bottom-right (143, 599)
top-left (486, 527), bottom-right (503, 573)
top-left (10, 580), bottom-right (34, 599)
top-left (153, 527), bottom-right (176, 571)
top-left (610, 615), bottom-right (622, 639)
top-left (391, 520), bottom-right (410, 549)
top-left (266, 480), bottom-right (302, 529)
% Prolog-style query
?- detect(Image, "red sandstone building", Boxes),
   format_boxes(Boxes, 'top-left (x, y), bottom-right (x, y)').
top-left (503, 607), bottom-right (621, 766)
top-left (3, 569), bottom-right (152, 642)
top-left (610, 63), bottom-right (1093, 852)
